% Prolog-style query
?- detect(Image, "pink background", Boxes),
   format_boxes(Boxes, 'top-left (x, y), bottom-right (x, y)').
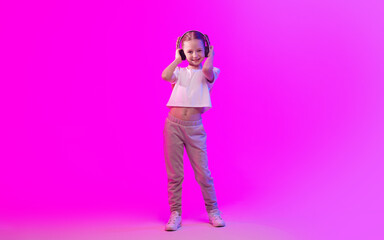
top-left (1, 0), bottom-right (383, 239)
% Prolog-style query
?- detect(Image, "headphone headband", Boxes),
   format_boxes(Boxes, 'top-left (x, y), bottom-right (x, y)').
top-left (177, 30), bottom-right (210, 50)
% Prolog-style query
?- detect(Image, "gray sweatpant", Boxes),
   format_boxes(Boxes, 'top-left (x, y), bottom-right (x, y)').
top-left (163, 112), bottom-right (219, 215)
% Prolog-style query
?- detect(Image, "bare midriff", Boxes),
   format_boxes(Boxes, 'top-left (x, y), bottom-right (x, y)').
top-left (169, 107), bottom-right (203, 121)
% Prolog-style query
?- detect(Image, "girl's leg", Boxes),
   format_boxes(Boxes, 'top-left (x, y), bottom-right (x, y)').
top-left (184, 123), bottom-right (219, 213)
top-left (163, 117), bottom-right (185, 215)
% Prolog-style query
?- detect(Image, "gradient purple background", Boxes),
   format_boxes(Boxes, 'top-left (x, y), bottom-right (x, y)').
top-left (1, 0), bottom-right (383, 239)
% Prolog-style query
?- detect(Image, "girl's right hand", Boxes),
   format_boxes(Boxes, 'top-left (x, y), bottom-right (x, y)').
top-left (175, 37), bottom-right (183, 64)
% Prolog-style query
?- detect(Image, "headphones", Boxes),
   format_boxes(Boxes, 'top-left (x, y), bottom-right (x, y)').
top-left (177, 30), bottom-right (210, 61)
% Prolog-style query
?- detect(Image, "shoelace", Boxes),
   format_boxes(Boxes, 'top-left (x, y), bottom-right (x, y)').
top-left (210, 213), bottom-right (223, 221)
top-left (167, 213), bottom-right (179, 224)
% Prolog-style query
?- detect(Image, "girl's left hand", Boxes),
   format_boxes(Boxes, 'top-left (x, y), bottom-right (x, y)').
top-left (207, 45), bottom-right (214, 58)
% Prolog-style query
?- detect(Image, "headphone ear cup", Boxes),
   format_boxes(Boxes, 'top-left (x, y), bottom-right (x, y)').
top-left (204, 34), bottom-right (210, 57)
top-left (179, 49), bottom-right (186, 60)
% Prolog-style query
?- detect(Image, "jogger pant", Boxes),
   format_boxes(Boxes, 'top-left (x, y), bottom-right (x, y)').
top-left (163, 112), bottom-right (218, 215)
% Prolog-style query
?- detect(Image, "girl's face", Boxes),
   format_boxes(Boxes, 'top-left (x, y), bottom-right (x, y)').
top-left (182, 39), bottom-right (205, 68)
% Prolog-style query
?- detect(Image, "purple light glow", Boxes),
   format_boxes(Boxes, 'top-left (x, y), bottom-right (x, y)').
top-left (0, 0), bottom-right (383, 239)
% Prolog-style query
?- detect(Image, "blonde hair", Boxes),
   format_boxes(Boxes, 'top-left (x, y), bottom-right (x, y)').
top-left (180, 31), bottom-right (207, 51)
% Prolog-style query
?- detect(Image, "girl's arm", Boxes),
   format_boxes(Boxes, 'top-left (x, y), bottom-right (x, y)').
top-left (162, 59), bottom-right (181, 82)
top-left (202, 46), bottom-right (215, 83)
top-left (162, 37), bottom-right (183, 82)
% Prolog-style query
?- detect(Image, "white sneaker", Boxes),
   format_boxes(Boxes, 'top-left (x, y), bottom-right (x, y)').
top-left (165, 211), bottom-right (182, 231)
top-left (208, 209), bottom-right (226, 227)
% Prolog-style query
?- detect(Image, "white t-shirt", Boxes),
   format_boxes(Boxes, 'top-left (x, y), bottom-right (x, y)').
top-left (166, 66), bottom-right (220, 113)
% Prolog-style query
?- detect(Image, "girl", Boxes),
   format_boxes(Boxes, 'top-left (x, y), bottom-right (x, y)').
top-left (161, 30), bottom-right (225, 231)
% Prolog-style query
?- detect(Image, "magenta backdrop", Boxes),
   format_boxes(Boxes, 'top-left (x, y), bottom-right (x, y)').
top-left (1, 0), bottom-right (383, 239)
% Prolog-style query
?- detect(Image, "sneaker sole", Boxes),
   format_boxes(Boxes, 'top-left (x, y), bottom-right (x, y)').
top-left (165, 223), bottom-right (182, 231)
top-left (209, 221), bottom-right (226, 227)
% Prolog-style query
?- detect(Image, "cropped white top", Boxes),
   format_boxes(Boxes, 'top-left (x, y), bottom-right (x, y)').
top-left (166, 66), bottom-right (220, 113)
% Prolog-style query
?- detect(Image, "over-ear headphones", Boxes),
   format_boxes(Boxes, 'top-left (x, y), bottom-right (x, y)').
top-left (177, 30), bottom-right (210, 61)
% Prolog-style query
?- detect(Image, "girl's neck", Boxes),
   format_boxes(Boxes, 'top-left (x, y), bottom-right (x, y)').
top-left (187, 64), bottom-right (202, 70)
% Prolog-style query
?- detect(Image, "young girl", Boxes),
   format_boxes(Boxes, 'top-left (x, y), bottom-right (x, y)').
top-left (161, 30), bottom-right (225, 231)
